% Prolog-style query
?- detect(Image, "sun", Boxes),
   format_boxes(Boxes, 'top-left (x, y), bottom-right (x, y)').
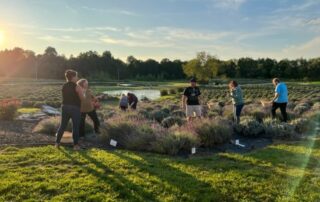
top-left (0, 31), bottom-right (4, 45)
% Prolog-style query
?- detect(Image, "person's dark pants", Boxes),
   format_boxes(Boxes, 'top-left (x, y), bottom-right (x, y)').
top-left (80, 110), bottom-right (100, 137)
top-left (272, 102), bottom-right (287, 122)
top-left (120, 106), bottom-right (128, 111)
top-left (130, 102), bottom-right (137, 110)
top-left (233, 104), bottom-right (244, 124)
top-left (56, 105), bottom-right (81, 145)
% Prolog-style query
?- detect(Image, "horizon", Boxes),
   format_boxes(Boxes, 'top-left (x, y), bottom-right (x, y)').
top-left (0, 0), bottom-right (320, 61)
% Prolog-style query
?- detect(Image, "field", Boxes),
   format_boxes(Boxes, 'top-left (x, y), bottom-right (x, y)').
top-left (0, 124), bottom-right (319, 201)
top-left (0, 80), bottom-right (320, 201)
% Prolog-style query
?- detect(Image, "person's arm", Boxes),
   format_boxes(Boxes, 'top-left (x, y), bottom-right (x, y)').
top-left (76, 85), bottom-right (85, 100)
top-left (270, 85), bottom-right (280, 103)
top-left (182, 95), bottom-right (187, 109)
top-left (271, 92), bottom-right (280, 103)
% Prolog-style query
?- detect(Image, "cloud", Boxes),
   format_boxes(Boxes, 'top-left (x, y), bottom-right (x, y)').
top-left (81, 6), bottom-right (139, 16)
top-left (282, 36), bottom-right (320, 58)
top-left (210, 0), bottom-right (247, 9)
top-left (38, 35), bottom-right (98, 44)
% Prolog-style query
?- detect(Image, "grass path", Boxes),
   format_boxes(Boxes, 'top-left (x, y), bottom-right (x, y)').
top-left (0, 118), bottom-right (319, 201)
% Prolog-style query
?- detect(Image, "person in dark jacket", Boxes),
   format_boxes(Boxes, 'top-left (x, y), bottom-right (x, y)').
top-left (55, 69), bottom-right (84, 150)
top-left (127, 92), bottom-right (138, 110)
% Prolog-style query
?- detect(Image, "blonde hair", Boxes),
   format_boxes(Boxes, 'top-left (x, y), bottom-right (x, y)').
top-left (77, 79), bottom-right (88, 87)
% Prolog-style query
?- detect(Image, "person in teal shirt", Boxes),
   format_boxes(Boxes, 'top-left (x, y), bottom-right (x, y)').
top-left (229, 80), bottom-right (244, 124)
top-left (270, 78), bottom-right (288, 122)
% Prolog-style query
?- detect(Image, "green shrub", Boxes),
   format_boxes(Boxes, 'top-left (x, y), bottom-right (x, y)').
top-left (195, 119), bottom-right (232, 147)
top-left (169, 89), bottom-right (177, 94)
top-left (152, 131), bottom-right (199, 155)
top-left (33, 117), bottom-right (93, 135)
top-left (264, 122), bottom-right (297, 139)
top-left (290, 118), bottom-right (311, 134)
top-left (0, 99), bottom-right (20, 121)
top-left (177, 87), bottom-right (184, 93)
top-left (150, 110), bottom-right (169, 123)
top-left (171, 110), bottom-right (186, 118)
top-left (161, 116), bottom-right (184, 128)
top-left (294, 103), bottom-right (311, 114)
top-left (235, 116), bottom-right (265, 138)
top-left (100, 121), bottom-right (156, 151)
top-left (160, 89), bottom-right (169, 96)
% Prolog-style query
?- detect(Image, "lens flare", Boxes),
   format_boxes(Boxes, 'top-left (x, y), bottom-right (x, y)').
top-left (0, 31), bottom-right (4, 45)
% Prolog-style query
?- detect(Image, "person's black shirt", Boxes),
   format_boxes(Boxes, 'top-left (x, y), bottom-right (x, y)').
top-left (183, 87), bottom-right (201, 105)
top-left (62, 82), bottom-right (81, 108)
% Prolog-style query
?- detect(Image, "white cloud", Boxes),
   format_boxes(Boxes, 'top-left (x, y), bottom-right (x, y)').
top-left (210, 0), bottom-right (247, 9)
top-left (38, 35), bottom-right (98, 44)
top-left (81, 6), bottom-right (139, 16)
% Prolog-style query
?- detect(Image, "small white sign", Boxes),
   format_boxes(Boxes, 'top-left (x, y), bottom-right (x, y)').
top-left (191, 147), bottom-right (196, 154)
top-left (234, 139), bottom-right (245, 148)
top-left (110, 139), bottom-right (117, 147)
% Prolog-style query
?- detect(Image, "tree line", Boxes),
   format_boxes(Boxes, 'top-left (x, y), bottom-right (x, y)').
top-left (0, 47), bottom-right (319, 81)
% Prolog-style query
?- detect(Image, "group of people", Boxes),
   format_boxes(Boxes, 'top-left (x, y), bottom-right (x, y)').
top-left (181, 77), bottom-right (288, 124)
top-left (55, 69), bottom-right (288, 150)
top-left (55, 70), bottom-right (101, 150)
top-left (119, 93), bottom-right (138, 111)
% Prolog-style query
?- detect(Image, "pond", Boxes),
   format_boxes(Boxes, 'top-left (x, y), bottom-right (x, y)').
top-left (103, 89), bottom-right (161, 100)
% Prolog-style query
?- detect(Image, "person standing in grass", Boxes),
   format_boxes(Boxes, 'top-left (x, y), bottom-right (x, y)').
top-left (77, 79), bottom-right (100, 137)
top-left (127, 92), bottom-right (138, 110)
top-left (270, 78), bottom-right (288, 122)
top-left (55, 69), bottom-right (84, 150)
top-left (229, 80), bottom-right (244, 124)
top-left (182, 78), bottom-right (202, 122)
top-left (119, 94), bottom-right (129, 111)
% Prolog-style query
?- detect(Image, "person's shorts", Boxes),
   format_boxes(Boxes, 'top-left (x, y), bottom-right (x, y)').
top-left (186, 105), bottom-right (202, 117)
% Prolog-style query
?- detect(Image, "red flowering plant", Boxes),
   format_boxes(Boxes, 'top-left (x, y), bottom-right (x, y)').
top-left (0, 98), bottom-right (21, 121)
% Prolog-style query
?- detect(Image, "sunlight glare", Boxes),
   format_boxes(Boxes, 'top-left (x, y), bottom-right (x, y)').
top-left (0, 31), bottom-right (4, 45)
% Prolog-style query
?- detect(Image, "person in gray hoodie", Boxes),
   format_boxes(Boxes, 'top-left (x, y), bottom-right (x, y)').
top-left (229, 80), bottom-right (244, 124)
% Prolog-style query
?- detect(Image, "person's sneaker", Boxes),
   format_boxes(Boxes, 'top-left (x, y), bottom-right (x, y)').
top-left (55, 143), bottom-right (60, 148)
top-left (73, 145), bottom-right (81, 151)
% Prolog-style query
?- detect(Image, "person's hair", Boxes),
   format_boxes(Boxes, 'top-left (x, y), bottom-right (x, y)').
top-left (229, 80), bottom-right (238, 89)
top-left (77, 79), bottom-right (88, 87)
top-left (65, 69), bottom-right (77, 81)
top-left (273, 78), bottom-right (280, 83)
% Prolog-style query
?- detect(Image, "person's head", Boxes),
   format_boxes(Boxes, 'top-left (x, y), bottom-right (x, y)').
top-left (121, 94), bottom-right (126, 97)
top-left (229, 80), bottom-right (238, 89)
top-left (190, 78), bottom-right (197, 87)
top-left (77, 79), bottom-right (88, 89)
top-left (65, 69), bottom-right (78, 82)
top-left (272, 78), bottom-right (280, 86)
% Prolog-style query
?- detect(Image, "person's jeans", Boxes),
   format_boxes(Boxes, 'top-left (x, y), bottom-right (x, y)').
top-left (233, 104), bottom-right (244, 124)
top-left (56, 105), bottom-right (81, 145)
top-left (272, 102), bottom-right (287, 122)
top-left (80, 110), bottom-right (100, 137)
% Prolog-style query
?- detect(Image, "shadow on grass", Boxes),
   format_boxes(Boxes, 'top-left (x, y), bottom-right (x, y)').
top-left (60, 148), bottom-right (158, 201)
top-left (112, 151), bottom-right (223, 201)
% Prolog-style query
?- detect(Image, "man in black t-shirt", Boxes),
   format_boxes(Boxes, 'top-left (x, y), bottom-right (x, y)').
top-left (182, 78), bottom-right (202, 121)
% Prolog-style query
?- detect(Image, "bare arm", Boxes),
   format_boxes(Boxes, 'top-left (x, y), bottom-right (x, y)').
top-left (76, 85), bottom-right (85, 101)
top-left (182, 95), bottom-right (187, 108)
top-left (271, 92), bottom-right (279, 103)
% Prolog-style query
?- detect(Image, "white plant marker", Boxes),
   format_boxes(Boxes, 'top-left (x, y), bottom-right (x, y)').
top-left (235, 139), bottom-right (245, 148)
top-left (191, 147), bottom-right (196, 154)
top-left (110, 139), bottom-right (117, 147)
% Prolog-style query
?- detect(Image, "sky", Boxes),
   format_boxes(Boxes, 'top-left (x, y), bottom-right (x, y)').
top-left (0, 0), bottom-right (320, 61)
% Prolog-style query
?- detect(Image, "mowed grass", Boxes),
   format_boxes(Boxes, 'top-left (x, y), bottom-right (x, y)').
top-left (1, 122), bottom-right (319, 201)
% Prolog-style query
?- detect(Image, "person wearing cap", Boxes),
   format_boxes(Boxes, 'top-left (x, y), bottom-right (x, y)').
top-left (270, 78), bottom-right (288, 122)
top-left (182, 78), bottom-right (202, 121)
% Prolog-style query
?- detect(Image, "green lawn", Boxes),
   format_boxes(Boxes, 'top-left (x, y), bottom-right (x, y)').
top-left (1, 124), bottom-right (319, 201)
